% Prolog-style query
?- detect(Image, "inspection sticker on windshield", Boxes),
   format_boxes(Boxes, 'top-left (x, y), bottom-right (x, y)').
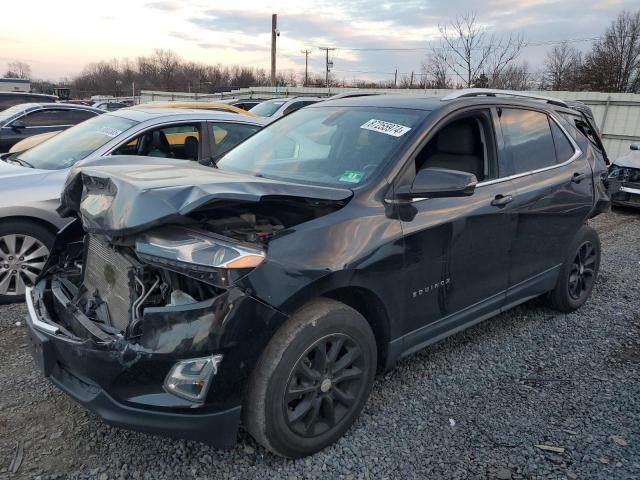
top-left (96, 126), bottom-right (123, 138)
top-left (339, 170), bottom-right (365, 183)
top-left (360, 119), bottom-right (411, 137)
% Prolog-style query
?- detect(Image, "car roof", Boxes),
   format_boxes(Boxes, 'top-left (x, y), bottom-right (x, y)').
top-left (7, 102), bottom-right (103, 112)
top-left (314, 92), bottom-right (572, 113)
top-left (0, 91), bottom-right (57, 98)
top-left (310, 94), bottom-right (441, 111)
top-left (110, 107), bottom-right (268, 125)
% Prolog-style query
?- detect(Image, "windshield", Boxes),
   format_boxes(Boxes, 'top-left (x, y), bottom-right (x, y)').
top-left (0, 104), bottom-right (28, 123)
top-left (217, 106), bottom-right (427, 187)
top-left (18, 113), bottom-right (138, 170)
top-left (249, 99), bottom-right (287, 117)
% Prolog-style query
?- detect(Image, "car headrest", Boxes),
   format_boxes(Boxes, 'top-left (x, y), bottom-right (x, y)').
top-left (184, 136), bottom-right (199, 159)
top-left (437, 122), bottom-right (478, 155)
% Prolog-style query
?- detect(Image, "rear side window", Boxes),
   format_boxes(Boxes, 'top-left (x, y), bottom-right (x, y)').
top-left (500, 108), bottom-right (556, 174)
top-left (211, 122), bottom-right (260, 157)
top-left (21, 109), bottom-right (73, 127)
top-left (549, 119), bottom-right (575, 162)
top-left (282, 101), bottom-right (304, 116)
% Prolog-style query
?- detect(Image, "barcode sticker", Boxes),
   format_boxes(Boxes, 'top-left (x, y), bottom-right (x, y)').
top-left (360, 119), bottom-right (411, 137)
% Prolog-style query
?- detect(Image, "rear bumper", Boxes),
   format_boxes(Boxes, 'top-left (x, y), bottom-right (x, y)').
top-left (24, 286), bottom-right (241, 447)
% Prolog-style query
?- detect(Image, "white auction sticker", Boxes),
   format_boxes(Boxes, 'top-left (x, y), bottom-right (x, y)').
top-left (96, 127), bottom-right (124, 138)
top-left (360, 119), bottom-right (411, 137)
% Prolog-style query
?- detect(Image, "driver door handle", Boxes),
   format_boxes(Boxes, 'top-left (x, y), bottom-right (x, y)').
top-left (571, 171), bottom-right (588, 183)
top-left (491, 194), bottom-right (514, 207)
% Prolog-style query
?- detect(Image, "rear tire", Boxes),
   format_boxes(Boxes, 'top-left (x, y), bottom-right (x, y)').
top-left (242, 298), bottom-right (377, 458)
top-left (0, 221), bottom-right (54, 304)
top-left (545, 225), bottom-right (600, 312)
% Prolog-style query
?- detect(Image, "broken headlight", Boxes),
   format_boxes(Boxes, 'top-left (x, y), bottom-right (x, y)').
top-left (135, 226), bottom-right (265, 286)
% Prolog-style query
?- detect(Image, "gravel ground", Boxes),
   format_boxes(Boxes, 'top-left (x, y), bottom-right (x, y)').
top-left (1, 208), bottom-right (639, 480)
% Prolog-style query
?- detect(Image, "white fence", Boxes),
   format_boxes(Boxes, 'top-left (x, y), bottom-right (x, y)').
top-left (140, 87), bottom-right (640, 159)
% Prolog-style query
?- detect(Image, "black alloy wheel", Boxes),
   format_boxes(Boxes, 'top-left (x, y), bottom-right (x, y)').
top-left (284, 334), bottom-right (365, 438)
top-left (568, 241), bottom-right (597, 301)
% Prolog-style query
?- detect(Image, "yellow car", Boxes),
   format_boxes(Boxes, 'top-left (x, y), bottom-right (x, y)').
top-left (9, 131), bottom-right (60, 153)
top-left (135, 101), bottom-right (259, 118)
top-left (9, 101), bottom-right (259, 153)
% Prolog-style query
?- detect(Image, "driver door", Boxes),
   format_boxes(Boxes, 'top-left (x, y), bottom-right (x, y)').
top-left (398, 108), bottom-right (517, 347)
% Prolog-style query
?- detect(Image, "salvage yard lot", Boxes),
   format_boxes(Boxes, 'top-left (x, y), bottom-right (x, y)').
top-left (1, 209), bottom-right (639, 479)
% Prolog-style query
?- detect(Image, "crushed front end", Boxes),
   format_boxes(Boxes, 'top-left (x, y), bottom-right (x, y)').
top-left (25, 159), bottom-right (350, 445)
top-left (25, 219), bottom-right (288, 446)
top-left (607, 163), bottom-right (640, 208)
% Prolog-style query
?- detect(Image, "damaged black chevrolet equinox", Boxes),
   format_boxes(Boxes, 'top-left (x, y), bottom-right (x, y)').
top-left (25, 89), bottom-right (610, 457)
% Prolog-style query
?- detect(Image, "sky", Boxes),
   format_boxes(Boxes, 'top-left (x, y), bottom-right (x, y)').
top-left (0, 0), bottom-right (637, 83)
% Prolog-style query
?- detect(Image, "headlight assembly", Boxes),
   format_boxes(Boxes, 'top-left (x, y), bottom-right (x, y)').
top-left (135, 226), bottom-right (265, 286)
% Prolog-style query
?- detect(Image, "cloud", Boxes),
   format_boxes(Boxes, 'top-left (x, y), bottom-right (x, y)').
top-left (169, 31), bottom-right (199, 41)
top-left (145, 1), bottom-right (181, 11)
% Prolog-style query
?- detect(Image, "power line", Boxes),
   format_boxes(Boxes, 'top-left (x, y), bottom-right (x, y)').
top-left (312, 34), bottom-right (635, 53)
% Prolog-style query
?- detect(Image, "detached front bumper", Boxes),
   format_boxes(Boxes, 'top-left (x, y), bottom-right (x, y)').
top-left (24, 282), bottom-right (285, 447)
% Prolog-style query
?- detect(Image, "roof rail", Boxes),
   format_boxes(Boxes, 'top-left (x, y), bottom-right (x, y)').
top-left (441, 88), bottom-right (568, 108)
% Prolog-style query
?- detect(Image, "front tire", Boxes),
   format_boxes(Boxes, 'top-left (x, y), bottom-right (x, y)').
top-left (243, 298), bottom-right (377, 458)
top-left (0, 221), bottom-right (54, 304)
top-left (546, 225), bottom-right (601, 312)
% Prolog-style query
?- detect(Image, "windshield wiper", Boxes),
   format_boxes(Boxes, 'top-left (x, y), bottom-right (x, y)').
top-left (13, 156), bottom-right (35, 168)
top-left (5, 153), bottom-right (34, 168)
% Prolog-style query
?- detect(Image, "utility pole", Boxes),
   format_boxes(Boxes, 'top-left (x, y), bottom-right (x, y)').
top-left (301, 49), bottom-right (311, 86)
top-left (271, 14), bottom-right (278, 87)
top-left (319, 47), bottom-right (336, 89)
top-left (409, 72), bottom-right (414, 88)
top-left (394, 68), bottom-right (398, 87)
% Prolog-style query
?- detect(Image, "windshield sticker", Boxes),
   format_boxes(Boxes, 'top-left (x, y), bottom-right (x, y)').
top-left (361, 119), bottom-right (411, 137)
top-left (96, 126), bottom-right (124, 138)
top-left (339, 170), bottom-right (365, 183)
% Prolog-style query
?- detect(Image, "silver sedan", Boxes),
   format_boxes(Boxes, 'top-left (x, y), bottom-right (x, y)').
top-left (0, 107), bottom-right (266, 302)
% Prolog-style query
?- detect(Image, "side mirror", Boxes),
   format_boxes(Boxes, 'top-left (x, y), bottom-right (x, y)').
top-left (397, 168), bottom-right (477, 200)
top-left (630, 144), bottom-right (640, 151)
top-left (10, 120), bottom-right (26, 131)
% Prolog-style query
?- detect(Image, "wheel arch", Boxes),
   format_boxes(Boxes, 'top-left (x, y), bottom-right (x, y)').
top-left (322, 286), bottom-right (391, 373)
top-left (0, 215), bottom-right (60, 237)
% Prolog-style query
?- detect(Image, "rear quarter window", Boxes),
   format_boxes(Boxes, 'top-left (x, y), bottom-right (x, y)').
top-left (549, 118), bottom-right (575, 162)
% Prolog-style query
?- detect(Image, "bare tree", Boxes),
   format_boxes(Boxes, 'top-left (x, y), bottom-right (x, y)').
top-left (543, 41), bottom-right (584, 91)
top-left (421, 54), bottom-right (451, 89)
top-left (582, 10), bottom-right (640, 92)
top-left (432, 12), bottom-right (526, 88)
top-left (5, 60), bottom-right (31, 79)
top-left (490, 62), bottom-right (530, 90)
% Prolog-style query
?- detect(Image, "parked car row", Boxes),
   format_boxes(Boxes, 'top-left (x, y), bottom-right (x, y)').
top-left (0, 102), bottom-right (103, 153)
top-left (14, 89), bottom-right (613, 459)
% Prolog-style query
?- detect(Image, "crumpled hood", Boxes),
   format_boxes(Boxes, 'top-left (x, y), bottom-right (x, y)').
top-left (612, 151), bottom-right (640, 169)
top-left (60, 155), bottom-right (353, 236)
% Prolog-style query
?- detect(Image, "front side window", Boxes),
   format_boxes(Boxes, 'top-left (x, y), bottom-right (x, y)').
top-left (414, 110), bottom-right (497, 182)
top-left (500, 108), bottom-right (556, 174)
top-left (17, 113), bottom-right (138, 170)
top-left (113, 124), bottom-right (201, 160)
top-left (217, 106), bottom-right (427, 187)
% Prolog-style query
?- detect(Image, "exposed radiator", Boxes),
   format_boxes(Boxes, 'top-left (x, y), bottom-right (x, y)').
top-left (82, 235), bottom-right (136, 331)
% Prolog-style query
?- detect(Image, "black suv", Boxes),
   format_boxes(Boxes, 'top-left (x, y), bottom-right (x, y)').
top-left (25, 89), bottom-right (609, 458)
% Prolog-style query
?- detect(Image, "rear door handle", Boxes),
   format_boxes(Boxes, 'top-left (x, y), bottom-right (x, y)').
top-left (572, 172), bottom-right (588, 183)
top-left (491, 194), bottom-right (514, 207)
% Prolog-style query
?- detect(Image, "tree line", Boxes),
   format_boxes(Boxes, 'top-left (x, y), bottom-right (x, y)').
top-left (5, 9), bottom-right (639, 96)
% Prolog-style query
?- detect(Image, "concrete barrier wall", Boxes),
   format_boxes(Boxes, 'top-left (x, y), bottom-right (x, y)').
top-left (140, 87), bottom-right (640, 160)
